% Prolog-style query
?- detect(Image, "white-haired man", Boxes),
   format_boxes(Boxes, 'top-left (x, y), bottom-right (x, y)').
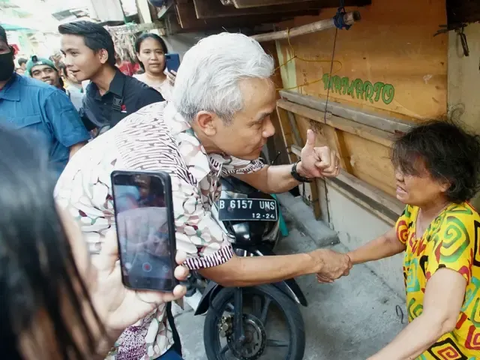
top-left (55, 33), bottom-right (351, 360)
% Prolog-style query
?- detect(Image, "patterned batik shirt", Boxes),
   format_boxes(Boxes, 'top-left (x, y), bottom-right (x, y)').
top-left (54, 101), bottom-right (265, 360)
top-left (395, 203), bottom-right (480, 360)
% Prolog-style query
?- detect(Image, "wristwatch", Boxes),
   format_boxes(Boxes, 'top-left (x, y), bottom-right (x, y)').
top-left (291, 161), bottom-right (313, 183)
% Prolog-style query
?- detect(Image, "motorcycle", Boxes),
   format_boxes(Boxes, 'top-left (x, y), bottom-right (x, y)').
top-left (185, 175), bottom-right (308, 360)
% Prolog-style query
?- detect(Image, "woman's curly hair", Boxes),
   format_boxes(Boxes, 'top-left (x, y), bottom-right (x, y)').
top-left (392, 120), bottom-right (480, 203)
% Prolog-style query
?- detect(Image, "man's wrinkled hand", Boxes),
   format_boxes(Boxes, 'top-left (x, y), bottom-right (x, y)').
top-left (309, 249), bottom-right (352, 283)
top-left (298, 129), bottom-right (340, 179)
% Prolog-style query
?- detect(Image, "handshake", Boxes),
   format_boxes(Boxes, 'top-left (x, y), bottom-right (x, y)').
top-left (307, 249), bottom-right (353, 283)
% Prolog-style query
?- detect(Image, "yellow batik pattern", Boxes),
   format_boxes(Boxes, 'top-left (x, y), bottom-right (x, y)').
top-left (395, 203), bottom-right (480, 360)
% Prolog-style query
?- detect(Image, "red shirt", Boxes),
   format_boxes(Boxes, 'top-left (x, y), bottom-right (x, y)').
top-left (117, 61), bottom-right (140, 76)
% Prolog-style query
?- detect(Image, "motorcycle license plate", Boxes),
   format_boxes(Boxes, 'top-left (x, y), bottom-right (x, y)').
top-left (217, 198), bottom-right (278, 221)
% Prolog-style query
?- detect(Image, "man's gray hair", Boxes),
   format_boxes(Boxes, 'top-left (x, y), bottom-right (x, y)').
top-left (172, 33), bottom-right (274, 123)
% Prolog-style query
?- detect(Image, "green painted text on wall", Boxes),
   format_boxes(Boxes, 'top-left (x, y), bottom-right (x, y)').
top-left (322, 74), bottom-right (395, 105)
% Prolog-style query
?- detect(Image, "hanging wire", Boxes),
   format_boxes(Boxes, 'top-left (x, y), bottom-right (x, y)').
top-left (323, 27), bottom-right (339, 124)
top-left (273, 27), bottom-right (343, 91)
top-left (274, 0), bottom-right (355, 94)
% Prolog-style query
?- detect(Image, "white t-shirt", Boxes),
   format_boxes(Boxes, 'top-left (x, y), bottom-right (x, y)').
top-left (65, 86), bottom-right (84, 111)
top-left (133, 73), bottom-right (173, 102)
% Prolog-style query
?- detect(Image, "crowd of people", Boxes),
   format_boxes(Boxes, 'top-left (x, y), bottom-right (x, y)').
top-left (3, 21), bottom-right (175, 178)
top-left (1, 19), bottom-right (479, 360)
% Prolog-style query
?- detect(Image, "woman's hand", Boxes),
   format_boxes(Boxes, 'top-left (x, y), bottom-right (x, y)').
top-left (166, 70), bottom-right (177, 86)
top-left (91, 231), bottom-right (189, 334)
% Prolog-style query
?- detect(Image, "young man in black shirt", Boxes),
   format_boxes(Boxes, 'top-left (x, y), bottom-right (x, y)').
top-left (59, 21), bottom-right (164, 133)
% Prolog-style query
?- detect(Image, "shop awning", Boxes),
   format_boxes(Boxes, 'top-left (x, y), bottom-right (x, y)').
top-left (0, 23), bottom-right (32, 31)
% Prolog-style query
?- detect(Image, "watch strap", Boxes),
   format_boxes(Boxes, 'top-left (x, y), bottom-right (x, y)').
top-left (291, 161), bottom-right (313, 183)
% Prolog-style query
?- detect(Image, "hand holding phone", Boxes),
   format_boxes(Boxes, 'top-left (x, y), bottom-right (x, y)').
top-left (91, 230), bottom-right (188, 333)
top-left (112, 171), bottom-right (177, 291)
top-left (166, 70), bottom-right (176, 86)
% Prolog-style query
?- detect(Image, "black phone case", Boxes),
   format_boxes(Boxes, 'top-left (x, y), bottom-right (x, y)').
top-left (111, 170), bottom-right (178, 292)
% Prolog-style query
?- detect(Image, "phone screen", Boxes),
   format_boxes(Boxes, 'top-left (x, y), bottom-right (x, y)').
top-left (112, 172), bottom-right (176, 291)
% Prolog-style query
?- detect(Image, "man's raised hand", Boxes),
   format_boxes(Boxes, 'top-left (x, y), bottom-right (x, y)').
top-left (297, 129), bottom-right (340, 179)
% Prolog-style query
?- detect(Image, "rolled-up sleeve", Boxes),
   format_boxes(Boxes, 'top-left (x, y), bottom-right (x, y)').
top-left (171, 172), bottom-right (234, 271)
top-left (43, 90), bottom-right (90, 147)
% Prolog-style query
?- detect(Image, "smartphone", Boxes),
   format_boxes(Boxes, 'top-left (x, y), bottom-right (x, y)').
top-left (165, 53), bottom-right (180, 73)
top-left (111, 170), bottom-right (177, 291)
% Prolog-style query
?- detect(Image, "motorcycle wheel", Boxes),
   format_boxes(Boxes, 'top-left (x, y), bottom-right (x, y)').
top-left (203, 284), bottom-right (305, 360)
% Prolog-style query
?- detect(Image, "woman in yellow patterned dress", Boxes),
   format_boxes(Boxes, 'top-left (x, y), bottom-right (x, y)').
top-left (344, 121), bottom-right (480, 359)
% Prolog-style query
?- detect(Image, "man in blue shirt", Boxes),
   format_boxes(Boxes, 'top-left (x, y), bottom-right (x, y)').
top-left (0, 25), bottom-right (90, 177)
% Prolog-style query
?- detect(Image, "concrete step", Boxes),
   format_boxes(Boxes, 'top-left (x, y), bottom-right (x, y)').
top-left (277, 192), bottom-right (339, 247)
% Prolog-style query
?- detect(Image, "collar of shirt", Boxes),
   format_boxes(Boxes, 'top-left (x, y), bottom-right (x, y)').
top-left (89, 69), bottom-right (126, 101)
top-left (164, 102), bottom-right (231, 183)
top-left (0, 73), bottom-right (20, 101)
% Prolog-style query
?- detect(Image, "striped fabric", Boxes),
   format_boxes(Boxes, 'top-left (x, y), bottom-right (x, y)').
top-left (185, 244), bottom-right (235, 270)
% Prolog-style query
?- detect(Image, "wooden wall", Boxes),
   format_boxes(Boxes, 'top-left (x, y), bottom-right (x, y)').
top-left (448, 23), bottom-right (480, 132)
top-left (276, 0), bottom-right (448, 120)
top-left (448, 22), bottom-right (480, 210)
top-left (272, 0), bottom-right (448, 216)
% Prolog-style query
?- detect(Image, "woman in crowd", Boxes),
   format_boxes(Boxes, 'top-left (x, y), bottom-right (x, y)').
top-left (0, 128), bottom-right (188, 359)
top-left (343, 121), bottom-right (480, 359)
top-left (134, 33), bottom-right (175, 101)
top-left (59, 63), bottom-right (84, 111)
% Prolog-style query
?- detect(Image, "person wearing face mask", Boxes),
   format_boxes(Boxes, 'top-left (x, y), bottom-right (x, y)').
top-left (0, 25), bottom-right (90, 177)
